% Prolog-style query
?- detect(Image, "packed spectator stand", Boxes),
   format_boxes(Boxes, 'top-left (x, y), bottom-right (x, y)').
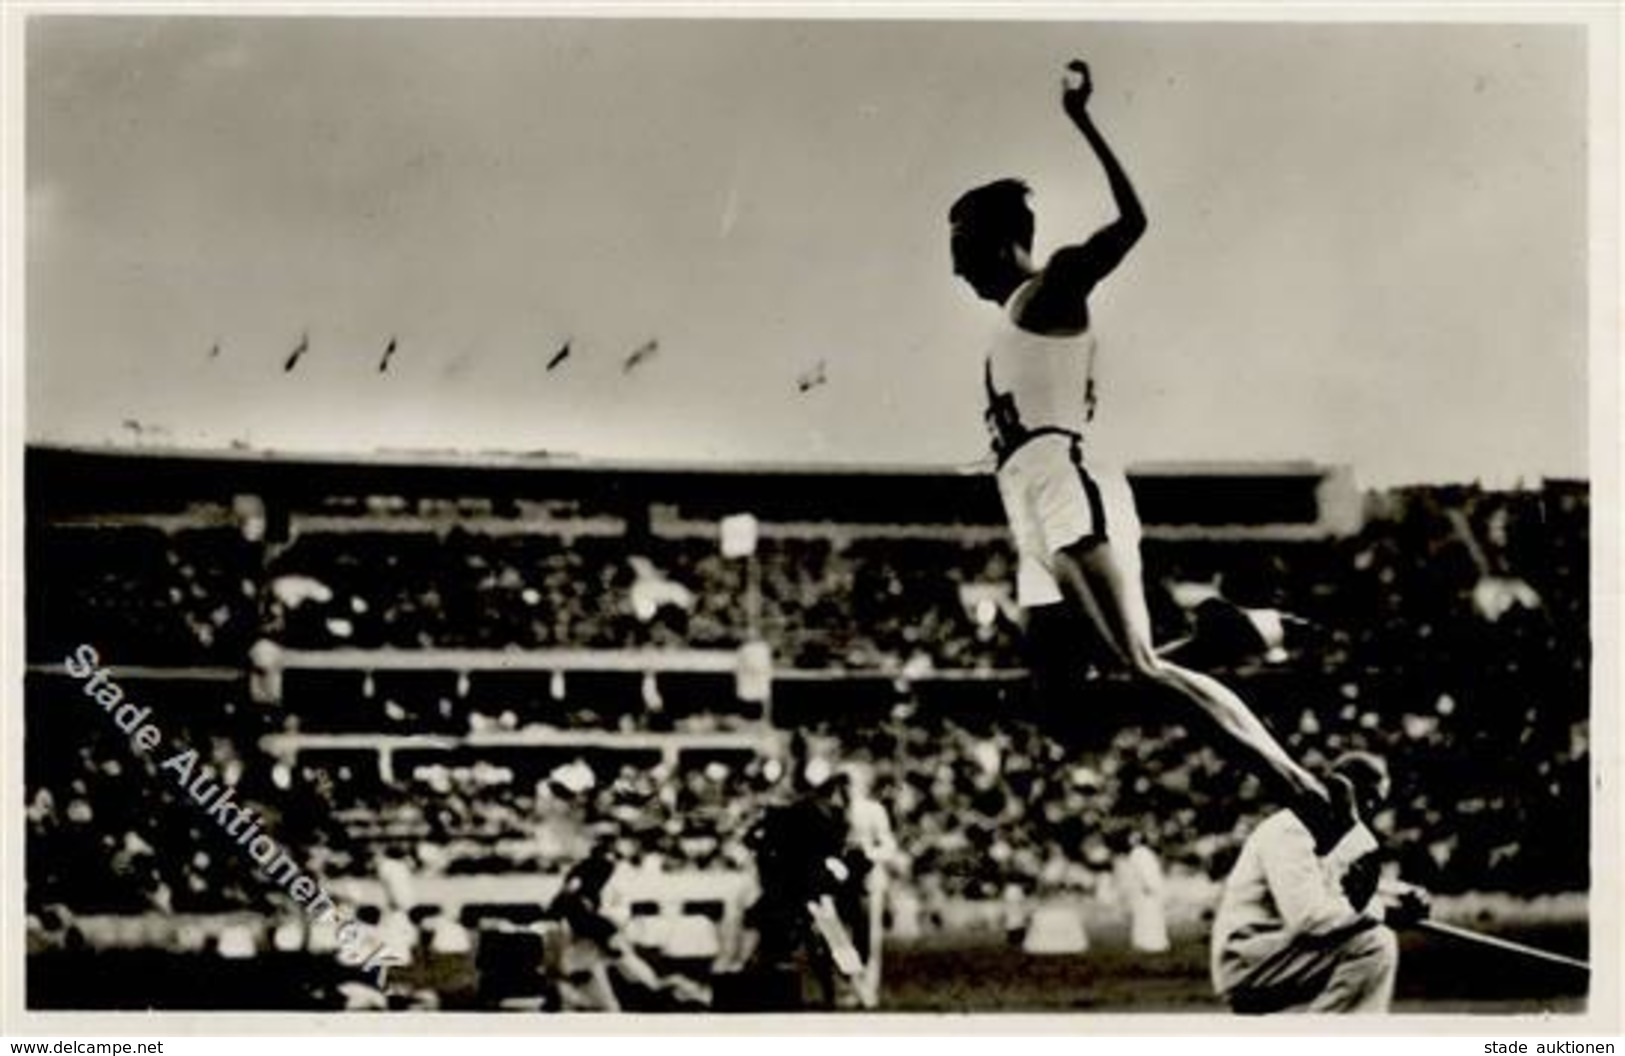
top-left (25, 446), bottom-right (1589, 942)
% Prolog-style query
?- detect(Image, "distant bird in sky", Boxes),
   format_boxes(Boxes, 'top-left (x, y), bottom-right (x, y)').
top-left (546, 340), bottom-right (572, 372)
top-left (208, 341), bottom-right (221, 360)
top-left (118, 419), bottom-right (170, 441)
top-left (796, 360), bottom-right (828, 393)
top-left (378, 335), bottom-right (398, 373)
top-left (283, 331), bottom-right (310, 373)
top-left (621, 338), bottom-right (659, 374)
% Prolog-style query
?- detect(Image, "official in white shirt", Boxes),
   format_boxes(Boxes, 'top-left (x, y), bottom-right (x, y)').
top-left (1114, 834), bottom-right (1170, 954)
top-left (1211, 751), bottom-right (1429, 1013)
top-left (844, 763), bottom-right (900, 1007)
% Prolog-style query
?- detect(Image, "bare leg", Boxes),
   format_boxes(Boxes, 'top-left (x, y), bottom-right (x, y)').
top-left (1049, 537), bottom-right (1330, 815)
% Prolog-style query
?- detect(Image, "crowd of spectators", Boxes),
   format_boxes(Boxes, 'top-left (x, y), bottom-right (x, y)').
top-left (823, 481), bottom-right (1591, 898)
top-left (25, 480), bottom-right (1591, 924)
top-left (26, 683), bottom-right (282, 915)
top-left (29, 526), bottom-right (261, 665)
top-left (259, 531), bottom-right (1021, 671)
top-left (301, 755), bottom-right (769, 880)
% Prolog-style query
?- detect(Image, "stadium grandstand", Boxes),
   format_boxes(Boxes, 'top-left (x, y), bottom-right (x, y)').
top-left (23, 444), bottom-right (1590, 1011)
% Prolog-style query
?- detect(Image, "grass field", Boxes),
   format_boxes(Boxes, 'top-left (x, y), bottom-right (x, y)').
top-left (29, 913), bottom-right (1588, 1014)
top-left (879, 916), bottom-right (1589, 1015)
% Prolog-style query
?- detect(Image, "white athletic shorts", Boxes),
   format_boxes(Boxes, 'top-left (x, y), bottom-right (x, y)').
top-left (994, 432), bottom-right (1142, 608)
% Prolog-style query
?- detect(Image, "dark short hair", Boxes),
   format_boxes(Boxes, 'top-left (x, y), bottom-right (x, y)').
top-left (949, 178), bottom-right (1034, 250)
top-left (1331, 751), bottom-right (1390, 802)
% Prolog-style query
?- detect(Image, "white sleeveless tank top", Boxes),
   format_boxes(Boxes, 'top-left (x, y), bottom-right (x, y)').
top-left (983, 286), bottom-right (1099, 463)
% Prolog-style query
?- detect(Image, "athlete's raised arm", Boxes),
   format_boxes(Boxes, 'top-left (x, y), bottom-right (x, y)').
top-left (1022, 61), bottom-right (1147, 331)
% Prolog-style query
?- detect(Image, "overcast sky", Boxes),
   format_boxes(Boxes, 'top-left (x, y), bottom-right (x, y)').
top-left (25, 16), bottom-right (1588, 486)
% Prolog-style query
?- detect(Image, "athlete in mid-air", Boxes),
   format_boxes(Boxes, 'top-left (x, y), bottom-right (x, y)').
top-left (950, 60), bottom-right (1362, 854)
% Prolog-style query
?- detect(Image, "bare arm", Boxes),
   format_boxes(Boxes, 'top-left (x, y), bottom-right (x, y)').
top-left (1021, 61), bottom-right (1148, 332)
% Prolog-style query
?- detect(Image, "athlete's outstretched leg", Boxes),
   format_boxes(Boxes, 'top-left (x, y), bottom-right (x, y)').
top-left (1049, 537), bottom-right (1333, 824)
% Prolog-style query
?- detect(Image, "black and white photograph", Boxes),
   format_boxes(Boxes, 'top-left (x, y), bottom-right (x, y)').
top-left (6, 4), bottom-right (1618, 1033)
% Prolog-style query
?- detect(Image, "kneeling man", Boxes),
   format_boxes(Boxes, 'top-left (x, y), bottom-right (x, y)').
top-left (1211, 751), bottom-right (1428, 1014)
